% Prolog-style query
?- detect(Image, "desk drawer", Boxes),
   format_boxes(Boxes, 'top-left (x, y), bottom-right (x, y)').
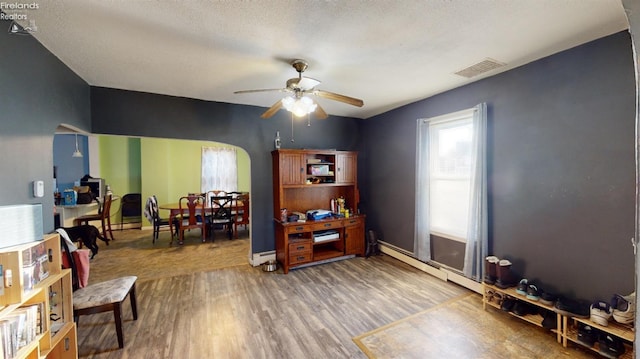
top-left (343, 218), bottom-right (362, 227)
top-left (286, 224), bottom-right (309, 234)
top-left (310, 221), bottom-right (341, 231)
top-left (289, 251), bottom-right (312, 265)
top-left (289, 241), bottom-right (311, 254)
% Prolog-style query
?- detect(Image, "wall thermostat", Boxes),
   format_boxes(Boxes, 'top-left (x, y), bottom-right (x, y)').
top-left (33, 180), bottom-right (44, 198)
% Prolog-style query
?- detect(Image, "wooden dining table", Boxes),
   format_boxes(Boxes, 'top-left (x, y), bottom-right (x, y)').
top-left (158, 199), bottom-right (244, 238)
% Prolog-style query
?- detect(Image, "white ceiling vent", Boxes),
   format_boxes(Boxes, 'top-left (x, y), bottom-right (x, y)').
top-left (454, 58), bottom-right (506, 78)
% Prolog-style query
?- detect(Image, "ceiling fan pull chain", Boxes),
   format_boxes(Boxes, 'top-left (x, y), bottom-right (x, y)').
top-left (290, 112), bottom-right (295, 142)
top-left (307, 113), bottom-right (311, 127)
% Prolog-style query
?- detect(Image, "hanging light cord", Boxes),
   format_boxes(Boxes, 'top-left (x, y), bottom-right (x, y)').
top-left (290, 112), bottom-right (295, 142)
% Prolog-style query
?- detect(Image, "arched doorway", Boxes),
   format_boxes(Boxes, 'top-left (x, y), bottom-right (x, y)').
top-left (53, 125), bottom-right (253, 265)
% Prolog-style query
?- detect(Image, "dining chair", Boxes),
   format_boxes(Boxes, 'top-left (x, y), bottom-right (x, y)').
top-left (173, 195), bottom-right (206, 245)
top-left (232, 193), bottom-right (249, 238)
top-left (206, 190), bottom-right (226, 199)
top-left (74, 193), bottom-right (115, 242)
top-left (60, 234), bottom-right (138, 349)
top-left (207, 194), bottom-right (234, 241)
top-left (120, 193), bottom-right (142, 230)
top-left (144, 195), bottom-right (172, 244)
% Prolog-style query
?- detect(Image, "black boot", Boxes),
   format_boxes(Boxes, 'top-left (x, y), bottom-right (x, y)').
top-left (496, 259), bottom-right (518, 289)
top-left (484, 256), bottom-right (499, 284)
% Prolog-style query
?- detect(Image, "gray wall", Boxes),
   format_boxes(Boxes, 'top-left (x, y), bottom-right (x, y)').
top-left (359, 31), bottom-right (636, 300)
top-left (0, 19), bottom-right (91, 235)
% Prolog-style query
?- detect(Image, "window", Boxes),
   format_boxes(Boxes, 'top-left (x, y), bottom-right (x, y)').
top-left (415, 103), bottom-right (487, 280)
top-left (429, 117), bottom-right (473, 240)
top-left (201, 147), bottom-right (238, 193)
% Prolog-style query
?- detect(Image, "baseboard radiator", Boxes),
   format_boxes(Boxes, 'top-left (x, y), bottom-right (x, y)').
top-left (378, 241), bottom-right (482, 294)
top-left (251, 250), bottom-right (276, 267)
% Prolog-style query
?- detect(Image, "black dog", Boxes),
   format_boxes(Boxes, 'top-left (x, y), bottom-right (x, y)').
top-left (60, 225), bottom-right (109, 259)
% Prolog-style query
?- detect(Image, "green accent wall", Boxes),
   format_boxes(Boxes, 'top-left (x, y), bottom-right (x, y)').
top-left (99, 136), bottom-right (142, 197)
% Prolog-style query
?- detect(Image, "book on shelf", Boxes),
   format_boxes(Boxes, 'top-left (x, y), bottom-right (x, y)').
top-left (0, 303), bottom-right (42, 358)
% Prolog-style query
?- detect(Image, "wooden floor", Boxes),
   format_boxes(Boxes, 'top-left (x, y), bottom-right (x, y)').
top-left (354, 294), bottom-right (600, 358)
top-left (76, 228), bottom-right (597, 358)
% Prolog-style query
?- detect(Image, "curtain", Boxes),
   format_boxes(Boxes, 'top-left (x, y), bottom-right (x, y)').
top-left (201, 147), bottom-right (238, 193)
top-left (463, 103), bottom-right (488, 280)
top-left (415, 103), bottom-right (487, 280)
top-left (414, 119), bottom-right (431, 261)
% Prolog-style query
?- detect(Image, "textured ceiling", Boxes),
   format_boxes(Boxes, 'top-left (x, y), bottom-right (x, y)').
top-left (7, 0), bottom-right (630, 119)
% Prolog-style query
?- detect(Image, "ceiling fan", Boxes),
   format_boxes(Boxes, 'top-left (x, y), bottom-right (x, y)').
top-left (234, 59), bottom-right (364, 119)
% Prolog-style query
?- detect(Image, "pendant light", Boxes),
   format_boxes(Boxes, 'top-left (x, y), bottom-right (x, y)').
top-left (72, 134), bottom-right (83, 158)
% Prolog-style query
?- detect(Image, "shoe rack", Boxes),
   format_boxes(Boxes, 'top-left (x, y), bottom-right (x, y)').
top-left (483, 283), bottom-right (635, 358)
top-left (563, 316), bottom-right (634, 358)
top-left (483, 283), bottom-right (562, 343)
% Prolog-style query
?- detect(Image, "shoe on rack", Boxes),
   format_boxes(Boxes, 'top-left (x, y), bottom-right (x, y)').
top-left (495, 259), bottom-right (519, 289)
top-left (541, 310), bottom-right (557, 330)
top-left (501, 298), bottom-right (516, 312)
top-left (515, 279), bottom-right (528, 295)
top-left (485, 288), bottom-right (496, 303)
top-left (540, 291), bottom-right (558, 306)
top-left (513, 301), bottom-right (536, 316)
top-left (598, 333), bottom-right (626, 358)
top-left (526, 284), bottom-right (541, 301)
top-left (590, 300), bottom-right (613, 327)
top-left (611, 292), bottom-right (635, 325)
top-left (554, 296), bottom-right (590, 318)
top-left (484, 256), bottom-right (499, 285)
top-left (576, 322), bottom-right (598, 347)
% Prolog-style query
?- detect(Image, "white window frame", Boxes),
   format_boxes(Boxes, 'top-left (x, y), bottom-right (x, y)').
top-left (415, 103), bottom-right (487, 280)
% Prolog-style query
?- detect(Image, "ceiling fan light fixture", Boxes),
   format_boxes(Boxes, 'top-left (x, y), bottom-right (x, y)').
top-left (282, 96), bottom-right (317, 117)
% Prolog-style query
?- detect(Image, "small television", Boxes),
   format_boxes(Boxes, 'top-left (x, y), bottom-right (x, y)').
top-left (80, 178), bottom-right (105, 200)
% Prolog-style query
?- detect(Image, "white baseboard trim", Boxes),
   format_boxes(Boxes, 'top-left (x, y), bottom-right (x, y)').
top-left (442, 268), bottom-right (483, 294)
top-left (379, 242), bottom-right (482, 294)
top-left (379, 243), bottom-right (447, 281)
top-left (250, 251), bottom-right (276, 267)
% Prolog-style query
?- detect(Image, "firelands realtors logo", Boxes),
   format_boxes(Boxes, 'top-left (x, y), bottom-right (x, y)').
top-left (1, 2), bottom-right (39, 33)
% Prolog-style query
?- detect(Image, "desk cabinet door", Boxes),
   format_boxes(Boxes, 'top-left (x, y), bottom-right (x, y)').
top-left (336, 152), bottom-right (357, 184)
top-left (280, 153), bottom-right (306, 185)
top-left (344, 218), bottom-right (365, 256)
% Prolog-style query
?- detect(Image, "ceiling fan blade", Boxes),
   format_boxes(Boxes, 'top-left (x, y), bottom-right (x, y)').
top-left (286, 76), bottom-right (321, 91)
top-left (260, 100), bottom-right (283, 119)
top-left (314, 103), bottom-right (328, 119)
top-left (312, 90), bottom-right (364, 107)
top-left (297, 77), bottom-right (321, 90)
top-left (234, 88), bottom-right (286, 94)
